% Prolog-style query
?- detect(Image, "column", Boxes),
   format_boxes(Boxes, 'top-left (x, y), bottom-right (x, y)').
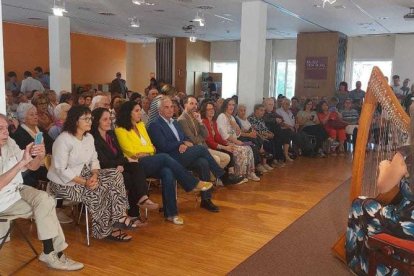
top-left (48, 15), bottom-right (72, 98)
top-left (0, 0), bottom-right (6, 114)
top-left (238, 0), bottom-right (268, 113)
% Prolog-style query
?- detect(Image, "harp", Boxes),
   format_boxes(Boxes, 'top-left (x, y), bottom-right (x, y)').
top-left (332, 66), bottom-right (410, 262)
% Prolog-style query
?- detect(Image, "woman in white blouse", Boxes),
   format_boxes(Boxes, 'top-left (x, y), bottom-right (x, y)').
top-left (216, 99), bottom-right (259, 181)
top-left (48, 106), bottom-right (139, 242)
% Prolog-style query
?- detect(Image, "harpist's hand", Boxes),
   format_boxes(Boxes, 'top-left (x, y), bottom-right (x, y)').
top-left (378, 160), bottom-right (392, 184)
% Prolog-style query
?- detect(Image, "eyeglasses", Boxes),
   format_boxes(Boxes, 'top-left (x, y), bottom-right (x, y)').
top-left (79, 116), bottom-right (93, 122)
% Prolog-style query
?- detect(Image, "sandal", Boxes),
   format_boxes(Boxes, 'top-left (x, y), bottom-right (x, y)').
top-left (113, 216), bottom-right (140, 230)
top-left (106, 229), bottom-right (132, 242)
top-left (138, 198), bottom-right (159, 211)
top-left (130, 217), bottom-right (148, 227)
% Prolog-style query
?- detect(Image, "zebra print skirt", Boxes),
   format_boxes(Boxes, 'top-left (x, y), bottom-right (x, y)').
top-left (50, 166), bottom-right (129, 239)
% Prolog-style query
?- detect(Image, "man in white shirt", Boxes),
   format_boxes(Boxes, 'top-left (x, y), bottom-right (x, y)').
top-left (0, 115), bottom-right (83, 271)
top-left (20, 71), bottom-right (45, 93)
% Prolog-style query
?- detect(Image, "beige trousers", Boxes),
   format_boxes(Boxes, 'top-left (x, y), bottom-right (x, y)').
top-left (208, 148), bottom-right (230, 169)
top-left (0, 185), bottom-right (68, 252)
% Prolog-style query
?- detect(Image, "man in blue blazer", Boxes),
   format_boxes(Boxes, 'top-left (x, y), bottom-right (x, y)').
top-left (148, 96), bottom-right (225, 212)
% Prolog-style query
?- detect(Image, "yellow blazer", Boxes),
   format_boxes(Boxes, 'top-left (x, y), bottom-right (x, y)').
top-left (114, 122), bottom-right (155, 158)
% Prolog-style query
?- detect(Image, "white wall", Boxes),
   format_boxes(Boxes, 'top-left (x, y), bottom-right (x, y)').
top-left (394, 35), bottom-right (414, 82)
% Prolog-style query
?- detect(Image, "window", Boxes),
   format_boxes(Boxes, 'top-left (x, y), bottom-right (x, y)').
top-left (351, 61), bottom-right (393, 91)
top-left (212, 61), bottom-right (238, 99)
top-left (273, 60), bottom-right (296, 99)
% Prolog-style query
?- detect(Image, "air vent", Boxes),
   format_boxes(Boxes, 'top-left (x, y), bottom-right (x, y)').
top-left (197, 5), bottom-right (213, 10)
top-left (98, 12), bottom-right (116, 16)
top-left (78, 7), bottom-right (91, 11)
top-left (182, 24), bottom-right (196, 32)
top-left (154, 9), bottom-right (165, 12)
top-left (27, 17), bottom-right (43, 20)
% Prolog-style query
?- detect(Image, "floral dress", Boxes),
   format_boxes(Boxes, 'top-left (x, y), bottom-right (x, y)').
top-left (346, 146), bottom-right (414, 276)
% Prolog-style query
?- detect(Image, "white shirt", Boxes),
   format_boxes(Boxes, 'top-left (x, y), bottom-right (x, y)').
top-left (236, 116), bottom-right (252, 132)
top-left (161, 116), bottom-right (180, 141)
top-left (0, 138), bottom-right (25, 213)
top-left (20, 77), bottom-right (45, 93)
top-left (276, 108), bottom-right (295, 128)
top-left (47, 132), bottom-right (100, 186)
top-left (216, 113), bottom-right (238, 140)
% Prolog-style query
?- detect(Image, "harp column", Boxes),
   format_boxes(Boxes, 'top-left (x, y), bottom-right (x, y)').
top-left (48, 15), bottom-right (72, 99)
top-left (238, 0), bottom-right (268, 114)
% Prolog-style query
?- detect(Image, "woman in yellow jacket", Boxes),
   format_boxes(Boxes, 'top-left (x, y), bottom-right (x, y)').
top-left (115, 101), bottom-right (213, 225)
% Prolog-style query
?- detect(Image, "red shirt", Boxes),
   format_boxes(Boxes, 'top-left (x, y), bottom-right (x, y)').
top-left (202, 118), bottom-right (228, 150)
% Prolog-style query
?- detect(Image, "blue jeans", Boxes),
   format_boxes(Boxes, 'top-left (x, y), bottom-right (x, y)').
top-left (176, 145), bottom-right (225, 181)
top-left (139, 153), bottom-right (211, 217)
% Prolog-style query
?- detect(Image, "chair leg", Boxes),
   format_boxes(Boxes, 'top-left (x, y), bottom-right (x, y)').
top-left (85, 206), bottom-right (90, 247)
top-left (78, 204), bottom-right (84, 225)
top-left (0, 222), bottom-right (11, 251)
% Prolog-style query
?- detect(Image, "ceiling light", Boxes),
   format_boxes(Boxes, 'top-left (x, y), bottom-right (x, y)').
top-left (132, 0), bottom-right (155, 6)
top-left (52, 0), bottom-right (67, 16)
top-left (189, 36), bottom-right (197, 43)
top-left (322, 0), bottom-right (336, 8)
top-left (193, 11), bottom-right (205, 27)
top-left (404, 7), bottom-right (414, 20)
top-left (129, 17), bottom-right (140, 28)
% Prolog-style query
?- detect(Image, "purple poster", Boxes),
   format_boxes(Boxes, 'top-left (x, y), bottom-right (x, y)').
top-left (305, 57), bottom-right (328, 80)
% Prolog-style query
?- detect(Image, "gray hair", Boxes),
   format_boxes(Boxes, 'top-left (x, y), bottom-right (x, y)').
top-left (16, 103), bottom-right (36, 123)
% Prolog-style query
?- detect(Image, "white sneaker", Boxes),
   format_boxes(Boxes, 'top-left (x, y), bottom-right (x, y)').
top-left (56, 209), bottom-right (74, 224)
top-left (39, 252), bottom-right (84, 271)
top-left (256, 164), bottom-right (268, 173)
top-left (263, 164), bottom-right (274, 171)
top-left (248, 172), bottom-right (260, 182)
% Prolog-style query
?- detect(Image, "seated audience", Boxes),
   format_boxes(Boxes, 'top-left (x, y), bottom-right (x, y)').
top-left (90, 95), bottom-right (110, 111)
top-left (148, 97), bottom-right (225, 209)
top-left (340, 98), bottom-right (359, 136)
top-left (335, 81), bottom-right (349, 110)
top-left (236, 104), bottom-right (273, 173)
top-left (34, 66), bottom-right (50, 89)
top-left (140, 96), bottom-right (150, 124)
top-left (45, 90), bottom-right (58, 116)
top-left (262, 98), bottom-right (291, 163)
top-left (171, 99), bottom-right (182, 119)
top-left (276, 98), bottom-right (300, 159)
top-left (349, 81), bottom-right (365, 110)
top-left (296, 99), bottom-right (328, 157)
top-left (0, 114), bottom-right (83, 270)
top-left (12, 103), bottom-right (53, 186)
top-left (178, 96), bottom-right (230, 170)
top-left (91, 107), bottom-right (157, 219)
top-left (5, 71), bottom-right (20, 93)
top-left (290, 97), bottom-right (300, 117)
top-left (115, 101), bottom-right (215, 224)
top-left (32, 94), bottom-right (54, 132)
top-left (317, 100), bottom-right (347, 155)
top-left (48, 103), bottom-right (71, 140)
top-left (216, 99), bottom-right (259, 181)
top-left (47, 106), bottom-right (137, 241)
top-left (59, 93), bottom-right (73, 106)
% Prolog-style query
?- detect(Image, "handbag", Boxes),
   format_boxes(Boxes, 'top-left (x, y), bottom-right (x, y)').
top-left (327, 119), bottom-right (348, 129)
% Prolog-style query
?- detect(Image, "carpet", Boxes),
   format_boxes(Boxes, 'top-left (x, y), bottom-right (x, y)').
top-left (229, 179), bottom-right (352, 276)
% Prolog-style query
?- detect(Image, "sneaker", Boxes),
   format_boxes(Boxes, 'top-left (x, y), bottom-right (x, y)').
top-left (263, 164), bottom-right (274, 171)
top-left (256, 164), bottom-right (268, 173)
top-left (166, 216), bottom-right (184, 225)
top-left (56, 209), bottom-right (73, 224)
top-left (39, 252), bottom-right (84, 271)
top-left (223, 174), bottom-right (245, 185)
top-left (248, 172), bottom-right (260, 182)
top-left (192, 181), bottom-right (213, 192)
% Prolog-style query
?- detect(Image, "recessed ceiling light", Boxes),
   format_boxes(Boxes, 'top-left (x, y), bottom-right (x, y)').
top-left (197, 5), bottom-right (213, 10)
top-left (334, 5), bottom-right (346, 9)
top-left (313, 4), bottom-right (323, 8)
top-left (154, 9), bottom-right (165, 12)
top-left (378, 16), bottom-right (389, 20)
top-left (99, 12), bottom-right (116, 16)
top-left (132, 0), bottom-right (155, 6)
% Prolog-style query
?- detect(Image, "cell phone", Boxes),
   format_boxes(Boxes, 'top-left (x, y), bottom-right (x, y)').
top-left (34, 132), bottom-right (43, 145)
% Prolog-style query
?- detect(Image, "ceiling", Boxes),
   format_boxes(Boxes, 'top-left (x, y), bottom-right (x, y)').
top-left (2, 0), bottom-right (414, 43)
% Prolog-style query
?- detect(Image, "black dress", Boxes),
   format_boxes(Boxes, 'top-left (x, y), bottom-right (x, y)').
top-left (92, 130), bottom-right (148, 217)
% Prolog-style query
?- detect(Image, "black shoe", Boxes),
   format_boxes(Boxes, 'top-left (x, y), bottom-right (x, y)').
top-left (200, 199), bottom-right (220, 212)
top-left (223, 174), bottom-right (245, 186)
top-left (255, 170), bottom-right (263, 177)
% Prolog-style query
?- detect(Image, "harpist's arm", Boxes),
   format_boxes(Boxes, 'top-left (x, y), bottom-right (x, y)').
top-left (377, 152), bottom-right (408, 194)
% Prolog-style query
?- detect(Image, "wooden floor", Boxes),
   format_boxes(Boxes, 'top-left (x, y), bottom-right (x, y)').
top-left (0, 155), bottom-right (353, 276)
